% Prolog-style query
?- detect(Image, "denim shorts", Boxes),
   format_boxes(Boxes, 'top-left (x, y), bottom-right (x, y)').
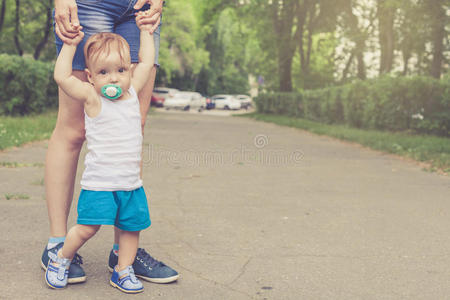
top-left (77, 187), bottom-right (151, 231)
top-left (54, 0), bottom-right (161, 70)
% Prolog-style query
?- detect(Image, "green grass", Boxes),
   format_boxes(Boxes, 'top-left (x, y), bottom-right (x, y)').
top-left (0, 111), bottom-right (57, 150)
top-left (238, 112), bottom-right (450, 173)
top-left (0, 161), bottom-right (44, 168)
top-left (5, 193), bottom-right (30, 200)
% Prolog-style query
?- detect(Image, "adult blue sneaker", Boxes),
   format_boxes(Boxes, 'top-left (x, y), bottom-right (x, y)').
top-left (41, 242), bottom-right (86, 284)
top-left (110, 265), bottom-right (144, 294)
top-left (108, 248), bottom-right (179, 283)
top-left (45, 248), bottom-right (71, 289)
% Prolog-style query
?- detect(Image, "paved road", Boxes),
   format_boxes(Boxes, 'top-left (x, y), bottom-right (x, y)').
top-left (0, 111), bottom-right (449, 299)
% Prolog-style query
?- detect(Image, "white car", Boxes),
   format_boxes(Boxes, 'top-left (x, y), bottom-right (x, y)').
top-left (235, 95), bottom-right (252, 109)
top-left (211, 95), bottom-right (241, 110)
top-left (164, 92), bottom-right (206, 111)
top-left (153, 87), bottom-right (179, 100)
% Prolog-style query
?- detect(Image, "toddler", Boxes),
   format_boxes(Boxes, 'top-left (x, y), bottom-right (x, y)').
top-left (45, 11), bottom-right (154, 294)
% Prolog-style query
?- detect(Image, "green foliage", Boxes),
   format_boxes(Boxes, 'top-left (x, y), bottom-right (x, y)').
top-left (0, 54), bottom-right (57, 116)
top-left (292, 33), bottom-right (337, 90)
top-left (0, 0), bottom-right (447, 99)
top-left (0, 0), bottom-right (55, 60)
top-left (156, 0), bottom-right (209, 89)
top-left (255, 75), bottom-right (450, 136)
top-left (196, 7), bottom-right (250, 95)
top-left (255, 92), bottom-right (303, 117)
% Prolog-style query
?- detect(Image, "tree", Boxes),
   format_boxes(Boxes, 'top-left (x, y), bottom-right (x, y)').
top-left (424, 0), bottom-right (448, 78)
top-left (340, 0), bottom-right (373, 80)
top-left (13, 0), bottom-right (22, 55)
top-left (396, 0), bottom-right (426, 76)
top-left (377, 0), bottom-right (397, 74)
top-left (156, 0), bottom-right (209, 89)
top-left (33, 0), bottom-right (52, 60)
top-left (193, 0), bottom-right (252, 95)
top-left (273, 0), bottom-right (298, 91)
top-left (295, 0), bottom-right (339, 88)
top-left (0, 0), bottom-right (6, 34)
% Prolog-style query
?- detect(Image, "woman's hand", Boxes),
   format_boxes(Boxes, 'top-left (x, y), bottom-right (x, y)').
top-left (134, 0), bottom-right (163, 34)
top-left (54, 0), bottom-right (81, 43)
top-left (136, 11), bottom-right (154, 33)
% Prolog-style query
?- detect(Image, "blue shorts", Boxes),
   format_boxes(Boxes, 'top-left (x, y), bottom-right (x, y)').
top-left (53, 0), bottom-right (161, 70)
top-left (77, 187), bottom-right (151, 231)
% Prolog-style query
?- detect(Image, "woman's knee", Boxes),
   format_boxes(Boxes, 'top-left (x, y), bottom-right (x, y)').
top-left (51, 123), bottom-right (85, 148)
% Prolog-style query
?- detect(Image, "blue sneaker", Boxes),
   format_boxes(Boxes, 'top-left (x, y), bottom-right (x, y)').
top-left (45, 248), bottom-right (71, 289)
top-left (110, 265), bottom-right (144, 293)
top-left (41, 242), bottom-right (86, 284)
top-left (108, 248), bottom-right (179, 283)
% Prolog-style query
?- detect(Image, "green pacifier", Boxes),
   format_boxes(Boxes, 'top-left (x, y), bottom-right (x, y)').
top-left (101, 84), bottom-right (122, 100)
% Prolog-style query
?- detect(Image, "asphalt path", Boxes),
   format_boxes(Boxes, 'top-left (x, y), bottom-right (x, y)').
top-left (0, 111), bottom-right (449, 299)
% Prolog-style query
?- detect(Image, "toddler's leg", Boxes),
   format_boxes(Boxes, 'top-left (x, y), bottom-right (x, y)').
top-left (45, 224), bottom-right (100, 289)
top-left (118, 231), bottom-right (140, 270)
top-left (110, 230), bottom-right (144, 293)
top-left (61, 225), bottom-right (101, 259)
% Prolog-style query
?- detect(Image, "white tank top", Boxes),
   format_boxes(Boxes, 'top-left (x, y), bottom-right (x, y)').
top-left (80, 86), bottom-right (143, 191)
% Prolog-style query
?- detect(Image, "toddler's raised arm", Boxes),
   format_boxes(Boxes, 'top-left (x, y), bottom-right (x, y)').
top-left (132, 11), bottom-right (156, 93)
top-left (54, 31), bottom-right (95, 103)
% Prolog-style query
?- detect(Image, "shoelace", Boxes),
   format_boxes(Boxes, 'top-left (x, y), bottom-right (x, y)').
top-left (127, 266), bottom-right (139, 283)
top-left (72, 253), bottom-right (83, 265)
top-left (136, 248), bottom-right (164, 268)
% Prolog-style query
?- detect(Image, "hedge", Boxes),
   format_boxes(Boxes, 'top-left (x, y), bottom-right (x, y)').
top-left (0, 54), bottom-right (58, 116)
top-left (255, 76), bottom-right (450, 136)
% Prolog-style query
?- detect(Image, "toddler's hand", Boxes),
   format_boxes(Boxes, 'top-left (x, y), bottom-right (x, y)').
top-left (68, 29), bottom-right (84, 46)
top-left (57, 23), bottom-right (84, 46)
top-left (135, 10), bottom-right (156, 33)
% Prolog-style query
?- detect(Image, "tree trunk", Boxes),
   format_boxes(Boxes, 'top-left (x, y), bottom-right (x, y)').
top-left (305, 2), bottom-right (317, 77)
top-left (378, 0), bottom-right (396, 74)
top-left (297, 1), bottom-right (308, 75)
top-left (343, 0), bottom-right (366, 80)
top-left (341, 51), bottom-right (355, 82)
top-left (274, 0), bottom-right (297, 92)
top-left (14, 0), bottom-right (23, 56)
top-left (34, 0), bottom-right (52, 59)
top-left (279, 55), bottom-right (293, 91)
top-left (0, 0), bottom-right (6, 33)
top-left (428, 0), bottom-right (446, 79)
top-left (402, 50), bottom-right (411, 76)
top-left (356, 51), bottom-right (366, 80)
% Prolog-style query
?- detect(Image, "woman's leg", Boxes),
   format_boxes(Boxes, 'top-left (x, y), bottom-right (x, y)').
top-left (45, 70), bottom-right (87, 237)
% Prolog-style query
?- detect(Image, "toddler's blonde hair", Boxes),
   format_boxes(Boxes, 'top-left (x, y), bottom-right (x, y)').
top-left (83, 33), bottom-right (130, 68)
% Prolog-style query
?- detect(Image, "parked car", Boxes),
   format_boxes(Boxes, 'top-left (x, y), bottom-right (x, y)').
top-left (211, 95), bottom-right (241, 110)
top-left (153, 87), bottom-right (179, 101)
top-left (235, 95), bottom-right (252, 109)
top-left (164, 92), bottom-right (206, 111)
top-left (150, 95), bottom-right (164, 107)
